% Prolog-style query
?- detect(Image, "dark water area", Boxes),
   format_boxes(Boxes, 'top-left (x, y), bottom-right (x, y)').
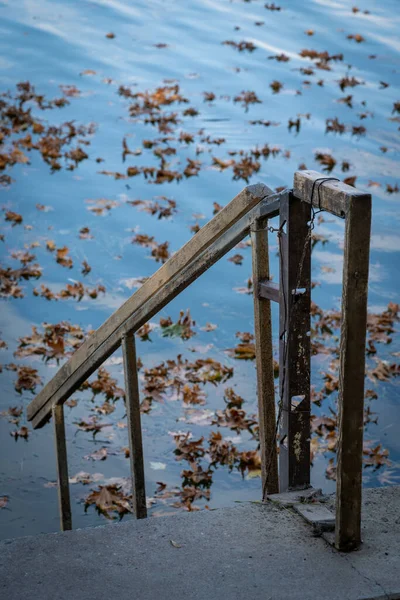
top-left (0, 0), bottom-right (399, 540)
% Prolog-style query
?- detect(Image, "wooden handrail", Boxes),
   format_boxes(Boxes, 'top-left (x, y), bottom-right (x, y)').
top-left (26, 170), bottom-right (372, 552)
top-left (293, 170), bottom-right (370, 218)
top-left (27, 183), bottom-right (281, 429)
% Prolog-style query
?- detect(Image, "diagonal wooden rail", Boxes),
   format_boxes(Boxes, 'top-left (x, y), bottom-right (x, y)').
top-left (27, 183), bottom-right (280, 429)
top-left (26, 170), bottom-right (371, 552)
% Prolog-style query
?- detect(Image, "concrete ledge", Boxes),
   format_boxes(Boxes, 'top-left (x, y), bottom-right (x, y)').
top-left (266, 486), bottom-right (322, 507)
top-left (0, 487), bottom-right (399, 600)
top-left (294, 502), bottom-right (335, 532)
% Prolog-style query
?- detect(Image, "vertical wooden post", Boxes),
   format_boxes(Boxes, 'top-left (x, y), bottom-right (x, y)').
top-left (52, 404), bottom-right (72, 531)
top-left (251, 221), bottom-right (279, 496)
top-left (335, 194), bottom-right (371, 551)
top-left (122, 332), bottom-right (147, 519)
top-left (278, 191), bottom-right (311, 492)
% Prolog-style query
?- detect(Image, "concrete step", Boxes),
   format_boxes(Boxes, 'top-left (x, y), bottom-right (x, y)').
top-left (0, 486), bottom-right (399, 600)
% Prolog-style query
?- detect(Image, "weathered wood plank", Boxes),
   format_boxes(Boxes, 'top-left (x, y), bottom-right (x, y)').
top-left (335, 193), bottom-right (371, 552)
top-left (278, 192), bottom-right (311, 492)
top-left (259, 198), bottom-right (281, 222)
top-left (122, 333), bottom-right (147, 519)
top-left (251, 222), bottom-right (279, 496)
top-left (52, 404), bottom-right (72, 531)
top-left (29, 191), bottom-right (283, 429)
top-left (27, 184), bottom-right (274, 427)
top-left (293, 170), bottom-right (370, 218)
top-left (258, 280), bottom-right (280, 303)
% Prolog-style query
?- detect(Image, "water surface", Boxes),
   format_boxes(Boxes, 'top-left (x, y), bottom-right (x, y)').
top-left (0, 0), bottom-right (399, 539)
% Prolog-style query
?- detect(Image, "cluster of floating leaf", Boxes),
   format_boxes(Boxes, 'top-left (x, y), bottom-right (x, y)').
top-left (1, 70), bottom-right (398, 197)
top-left (1, 296), bottom-right (397, 518)
top-left (0, 82), bottom-right (95, 185)
top-left (0, 206), bottom-right (102, 299)
top-left (79, 297), bottom-right (398, 518)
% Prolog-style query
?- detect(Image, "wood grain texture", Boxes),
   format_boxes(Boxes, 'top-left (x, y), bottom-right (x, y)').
top-left (122, 333), bottom-right (147, 519)
top-left (251, 223), bottom-right (279, 496)
top-left (258, 198), bottom-right (281, 223)
top-left (278, 192), bottom-right (311, 492)
top-left (29, 189), bottom-right (283, 429)
top-left (52, 404), bottom-right (72, 531)
top-left (293, 170), bottom-right (370, 218)
top-left (335, 193), bottom-right (371, 552)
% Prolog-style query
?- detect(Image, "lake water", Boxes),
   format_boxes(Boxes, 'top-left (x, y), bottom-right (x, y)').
top-left (0, 0), bottom-right (399, 540)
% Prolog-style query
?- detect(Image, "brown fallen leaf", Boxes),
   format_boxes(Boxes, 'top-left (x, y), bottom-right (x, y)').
top-left (233, 90), bottom-right (262, 111)
top-left (208, 431), bottom-right (237, 467)
top-left (82, 260), bottom-right (91, 276)
top-left (74, 416), bottom-right (112, 437)
top-left (84, 447), bottom-right (108, 461)
top-left (69, 472), bottom-right (104, 485)
top-left (228, 253), bottom-right (244, 265)
top-left (270, 80), bottom-right (283, 93)
top-left (132, 233), bottom-right (170, 263)
top-left (6, 364), bottom-right (42, 393)
top-left (315, 152), bottom-right (336, 172)
top-left (347, 34), bottom-right (365, 43)
top-left (182, 383), bottom-right (206, 405)
top-left (226, 331), bottom-right (256, 360)
top-left (16, 321), bottom-right (88, 363)
top-left (5, 211), bottom-right (23, 226)
top-left (56, 246), bottom-right (73, 268)
top-left (81, 367), bottom-right (125, 401)
top-left (234, 277), bottom-right (253, 295)
top-left (85, 485), bottom-right (132, 519)
top-left (326, 117), bottom-right (345, 134)
top-left (343, 176), bottom-right (357, 187)
top-left (0, 496), bottom-right (9, 509)
top-left (65, 398), bottom-right (78, 408)
top-left (222, 40), bottom-right (257, 52)
top-left (338, 76), bottom-right (362, 92)
top-left (79, 227), bottom-right (93, 240)
top-left (129, 197), bottom-right (177, 219)
top-left (10, 426), bottom-right (29, 439)
top-left (201, 323), bottom-right (218, 332)
top-left (174, 433), bottom-right (205, 462)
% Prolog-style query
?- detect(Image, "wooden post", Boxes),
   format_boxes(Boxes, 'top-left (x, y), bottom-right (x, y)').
top-left (278, 191), bottom-right (311, 492)
top-left (335, 194), bottom-right (371, 551)
top-left (251, 221), bottom-right (279, 496)
top-left (122, 333), bottom-right (147, 519)
top-left (52, 404), bottom-right (72, 531)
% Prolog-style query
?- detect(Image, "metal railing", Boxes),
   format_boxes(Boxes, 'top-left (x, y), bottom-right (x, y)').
top-left (26, 170), bottom-right (371, 552)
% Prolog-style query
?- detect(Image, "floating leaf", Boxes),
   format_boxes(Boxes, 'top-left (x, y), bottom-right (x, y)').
top-left (6, 363), bottom-right (42, 393)
top-left (10, 426), bottom-right (29, 439)
top-left (5, 211), bottom-right (23, 226)
top-left (74, 416), bottom-right (112, 437)
top-left (222, 40), bottom-right (257, 52)
top-left (85, 485), bottom-right (132, 519)
top-left (84, 447), bottom-right (108, 461)
top-left (270, 80), bottom-right (283, 94)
